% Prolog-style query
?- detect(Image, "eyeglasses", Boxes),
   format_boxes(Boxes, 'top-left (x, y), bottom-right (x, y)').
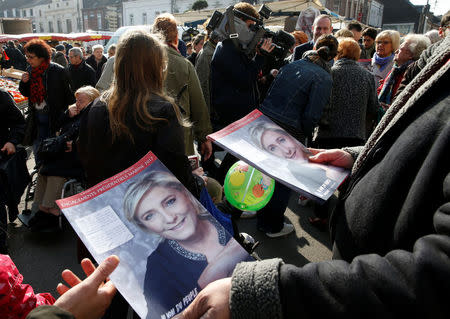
top-left (376, 40), bottom-right (391, 45)
top-left (25, 54), bottom-right (37, 59)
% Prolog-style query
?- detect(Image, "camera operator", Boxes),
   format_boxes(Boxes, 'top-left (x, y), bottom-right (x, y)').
top-left (257, 35), bottom-right (295, 103)
top-left (210, 2), bottom-right (274, 133)
top-left (210, 3), bottom-right (297, 238)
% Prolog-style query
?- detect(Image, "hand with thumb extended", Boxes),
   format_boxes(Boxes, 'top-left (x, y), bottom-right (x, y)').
top-left (54, 255), bottom-right (119, 319)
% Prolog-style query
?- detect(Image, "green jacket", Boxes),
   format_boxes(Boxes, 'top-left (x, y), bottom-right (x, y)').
top-left (195, 40), bottom-right (216, 112)
top-left (164, 46), bottom-right (212, 156)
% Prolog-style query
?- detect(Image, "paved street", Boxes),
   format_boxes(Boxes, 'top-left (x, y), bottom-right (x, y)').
top-left (7, 155), bottom-right (332, 303)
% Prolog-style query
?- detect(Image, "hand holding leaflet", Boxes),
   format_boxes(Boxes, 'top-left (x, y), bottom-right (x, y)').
top-left (307, 148), bottom-right (354, 169)
top-left (56, 152), bottom-right (251, 319)
top-left (175, 278), bottom-right (232, 319)
top-left (197, 239), bottom-right (249, 289)
top-left (208, 110), bottom-right (350, 203)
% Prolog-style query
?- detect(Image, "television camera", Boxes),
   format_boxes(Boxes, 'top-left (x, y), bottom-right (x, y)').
top-left (206, 4), bottom-right (294, 61)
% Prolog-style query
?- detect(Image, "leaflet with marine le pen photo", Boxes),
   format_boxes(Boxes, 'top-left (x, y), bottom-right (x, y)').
top-left (56, 151), bottom-right (252, 319)
top-left (208, 109), bottom-right (349, 203)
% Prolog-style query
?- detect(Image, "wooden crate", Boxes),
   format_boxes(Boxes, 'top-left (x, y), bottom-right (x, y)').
top-left (1, 67), bottom-right (26, 80)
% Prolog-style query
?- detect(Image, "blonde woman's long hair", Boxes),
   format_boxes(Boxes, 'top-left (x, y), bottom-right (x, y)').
top-left (103, 28), bottom-right (183, 142)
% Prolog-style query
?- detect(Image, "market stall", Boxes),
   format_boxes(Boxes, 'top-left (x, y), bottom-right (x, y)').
top-left (0, 68), bottom-right (27, 113)
top-left (0, 32), bottom-right (111, 43)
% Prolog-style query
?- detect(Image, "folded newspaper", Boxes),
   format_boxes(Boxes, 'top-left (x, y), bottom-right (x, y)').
top-left (208, 110), bottom-right (349, 203)
top-left (56, 152), bottom-right (252, 319)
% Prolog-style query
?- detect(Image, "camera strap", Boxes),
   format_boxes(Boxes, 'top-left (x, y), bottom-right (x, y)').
top-left (225, 7), bottom-right (241, 51)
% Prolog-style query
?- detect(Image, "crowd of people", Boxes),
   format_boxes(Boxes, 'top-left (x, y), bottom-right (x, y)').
top-left (0, 2), bottom-right (449, 318)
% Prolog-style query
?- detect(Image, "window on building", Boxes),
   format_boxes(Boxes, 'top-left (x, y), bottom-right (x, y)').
top-left (39, 23), bottom-right (44, 32)
top-left (97, 13), bottom-right (102, 29)
top-left (48, 5), bottom-right (50, 9)
top-left (333, 2), bottom-right (340, 13)
top-left (49, 21), bottom-right (54, 32)
top-left (142, 12), bottom-right (147, 25)
top-left (155, 11), bottom-right (160, 16)
top-left (66, 2), bottom-right (69, 5)
top-left (57, 20), bottom-right (62, 33)
top-left (39, 10), bottom-right (42, 17)
top-left (66, 19), bottom-right (72, 33)
top-left (57, 3), bottom-right (59, 7)
top-left (30, 9), bottom-right (33, 16)
top-left (130, 14), bottom-right (134, 25)
top-left (23, 10), bottom-right (26, 17)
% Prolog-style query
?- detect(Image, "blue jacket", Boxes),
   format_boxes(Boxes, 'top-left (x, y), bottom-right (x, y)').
top-left (210, 39), bottom-right (264, 128)
top-left (260, 58), bottom-right (332, 138)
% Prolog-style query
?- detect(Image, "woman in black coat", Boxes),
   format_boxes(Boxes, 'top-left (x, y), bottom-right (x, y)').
top-left (78, 29), bottom-right (201, 196)
top-left (77, 28), bottom-right (207, 319)
top-left (19, 39), bottom-right (74, 165)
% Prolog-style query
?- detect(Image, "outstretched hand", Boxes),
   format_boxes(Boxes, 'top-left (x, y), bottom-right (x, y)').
top-left (54, 255), bottom-right (119, 319)
top-left (307, 148), bottom-right (354, 169)
top-left (176, 278), bottom-right (232, 319)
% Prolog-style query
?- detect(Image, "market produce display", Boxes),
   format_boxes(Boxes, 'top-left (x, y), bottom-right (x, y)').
top-left (0, 76), bottom-right (28, 109)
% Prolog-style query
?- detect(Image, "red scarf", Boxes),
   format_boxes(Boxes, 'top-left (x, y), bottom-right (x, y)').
top-left (30, 59), bottom-right (50, 104)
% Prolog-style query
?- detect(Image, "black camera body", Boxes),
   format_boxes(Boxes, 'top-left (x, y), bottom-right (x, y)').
top-left (206, 4), bottom-right (294, 61)
top-left (258, 28), bottom-right (295, 61)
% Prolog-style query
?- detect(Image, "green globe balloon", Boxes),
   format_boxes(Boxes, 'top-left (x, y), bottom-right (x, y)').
top-left (224, 161), bottom-right (275, 211)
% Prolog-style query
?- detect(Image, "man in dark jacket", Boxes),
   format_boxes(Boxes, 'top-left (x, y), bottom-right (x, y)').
top-left (180, 34), bottom-right (450, 319)
top-left (52, 44), bottom-right (68, 67)
top-left (210, 2), bottom-right (294, 238)
top-left (292, 14), bottom-right (332, 61)
top-left (210, 3), bottom-right (274, 131)
top-left (4, 41), bottom-right (27, 71)
top-left (67, 47), bottom-right (96, 92)
top-left (85, 44), bottom-right (107, 84)
top-left (0, 88), bottom-right (25, 253)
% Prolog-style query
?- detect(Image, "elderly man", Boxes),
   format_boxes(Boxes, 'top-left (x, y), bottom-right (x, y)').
top-left (293, 14), bottom-right (332, 61)
top-left (67, 47), bottom-right (96, 92)
top-left (85, 44), bottom-right (107, 83)
top-left (394, 10), bottom-right (450, 101)
top-left (152, 13), bottom-right (212, 162)
top-left (378, 34), bottom-right (431, 110)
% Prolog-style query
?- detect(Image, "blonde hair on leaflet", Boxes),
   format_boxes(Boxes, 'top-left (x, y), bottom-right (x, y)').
top-left (103, 28), bottom-right (185, 142)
